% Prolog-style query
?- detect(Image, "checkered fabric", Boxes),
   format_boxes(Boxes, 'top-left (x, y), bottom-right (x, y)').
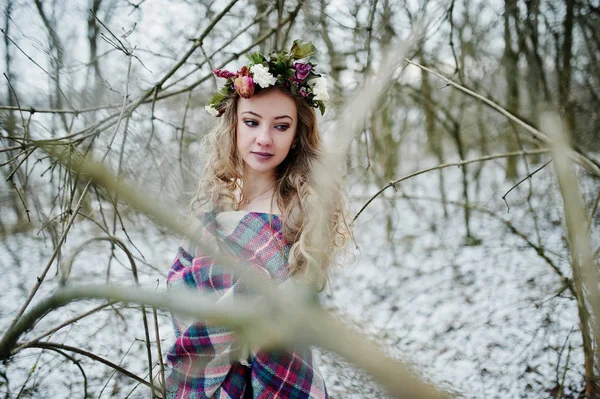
top-left (165, 211), bottom-right (328, 399)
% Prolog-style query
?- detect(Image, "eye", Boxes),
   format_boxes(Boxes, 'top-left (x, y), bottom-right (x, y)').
top-left (243, 119), bottom-right (258, 127)
top-left (275, 124), bottom-right (290, 132)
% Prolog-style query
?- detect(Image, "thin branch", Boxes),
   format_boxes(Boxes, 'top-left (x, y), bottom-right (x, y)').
top-left (22, 302), bottom-right (115, 345)
top-left (6, 179), bottom-right (92, 328)
top-left (353, 149), bottom-right (550, 222)
top-left (3, 72), bottom-right (26, 134)
top-left (366, 0), bottom-right (379, 68)
top-left (17, 341), bottom-right (161, 396)
top-left (586, 190), bottom-right (600, 234)
top-left (153, 306), bottom-right (166, 399)
top-left (36, 346), bottom-right (88, 399)
top-left (7, 47), bottom-right (134, 329)
top-left (0, 6), bottom-right (293, 155)
top-left (0, 147), bottom-right (32, 167)
top-left (502, 159), bottom-right (552, 213)
top-left (397, 193), bottom-right (575, 296)
top-left (59, 234), bottom-right (155, 393)
top-left (404, 58), bottom-right (600, 177)
top-left (0, 104), bottom-right (120, 114)
top-left (0, 27), bottom-right (75, 111)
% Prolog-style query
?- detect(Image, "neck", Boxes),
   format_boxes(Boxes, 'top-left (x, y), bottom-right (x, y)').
top-left (241, 167), bottom-right (276, 199)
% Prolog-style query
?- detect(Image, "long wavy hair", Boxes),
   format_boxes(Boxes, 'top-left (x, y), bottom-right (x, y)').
top-left (191, 87), bottom-right (349, 289)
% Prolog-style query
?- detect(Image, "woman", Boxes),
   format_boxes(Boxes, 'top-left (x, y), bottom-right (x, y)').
top-left (165, 40), bottom-right (349, 399)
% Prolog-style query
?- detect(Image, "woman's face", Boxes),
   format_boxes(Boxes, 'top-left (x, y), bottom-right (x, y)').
top-left (236, 89), bottom-right (297, 178)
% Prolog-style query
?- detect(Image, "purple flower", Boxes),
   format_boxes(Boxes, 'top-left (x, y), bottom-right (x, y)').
top-left (234, 76), bottom-right (255, 98)
top-left (213, 69), bottom-right (236, 79)
top-left (293, 62), bottom-right (312, 81)
top-left (298, 88), bottom-right (310, 98)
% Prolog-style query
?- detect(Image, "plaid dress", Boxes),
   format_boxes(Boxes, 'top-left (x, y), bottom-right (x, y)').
top-left (166, 211), bottom-right (328, 399)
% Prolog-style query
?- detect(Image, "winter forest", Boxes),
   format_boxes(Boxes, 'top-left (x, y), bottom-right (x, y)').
top-left (1, 0), bottom-right (599, 398)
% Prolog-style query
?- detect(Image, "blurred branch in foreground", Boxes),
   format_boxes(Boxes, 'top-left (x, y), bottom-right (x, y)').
top-left (0, 281), bottom-right (449, 399)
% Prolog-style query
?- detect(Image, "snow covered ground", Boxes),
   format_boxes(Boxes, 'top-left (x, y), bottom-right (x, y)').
top-left (1, 2), bottom-right (598, 397)
top-left (0, 159), bottom-right (595, 398)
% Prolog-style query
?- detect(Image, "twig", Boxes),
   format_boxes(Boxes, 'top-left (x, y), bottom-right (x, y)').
top-left (0, 104), bottom-right (121, 114)
top-left (0, 7), bottom-right (290, 155)
top-left (146, 85), bottom-right (159, 148)
top-left (59, 234), bottom-right (156, 394)
top-left (404, 58), bottom-right (600, 178)
top-left (557, 345), bottom-right (572, 399)
top-left (354, 149), bottom-right (550, 222)
top-left (281, 0), bottom-right (304, 46)
top-left (396, 193), bottom-right (575, 296)
top-left (22, 302), bottom-right (115, 345)
top-left (0, 28), bottom-right (75, 111)
top-left (7, 180), bottom-right (30, 221)
top-left (92, 11), bottom-right (131, 55)
top-left (153, 306), bottom-right (166, 399)
top-left (7, 179), bottom-right (92, 328)
top-left (97, 339), bottom-right (137, 398)
top-left (14, 350), bottom-right (42, 399)
top-left (587, 190), bottom-right (600, 234)
top-left (17, 341), bottom-right (161, 396)
top-left (3, 72), bottom-right (26, 134)
top-left (8, 46), bottom-right (134, 329)
top-left (501, 159), bottom-right (552, 213)
top-left (178, 89), bottom-right (193, 182)
top-left (555, 326), bottom-right (574, 399)
top-left (364, 0), bottom-right (379, 73)
top-left (37, 346), bottom-right (88, 399)
top-left (157, 9), bottom-right (302, 97)
top-left (157, 2), bottom-right (277, 91)
top-left (0, 147), bottom-right (32, 167)
top-left (447, 0), bottom-right (463, 82)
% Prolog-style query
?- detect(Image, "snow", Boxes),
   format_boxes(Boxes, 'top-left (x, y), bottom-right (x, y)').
top-left (1, 1), bottom-right (598, 398)
top-left (1, 159), bottom-right (594, 398)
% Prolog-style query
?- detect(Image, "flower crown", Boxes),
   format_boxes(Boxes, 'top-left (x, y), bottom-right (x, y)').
top-left (205, 40), bottom-right (329, 117)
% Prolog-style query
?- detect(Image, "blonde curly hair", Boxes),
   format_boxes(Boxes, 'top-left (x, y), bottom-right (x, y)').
top-left (191, 87), bottom-right (349, 290)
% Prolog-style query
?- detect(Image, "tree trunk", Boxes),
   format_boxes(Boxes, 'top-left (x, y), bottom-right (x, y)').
top-left (419, 51), bottom-right (448, 218)
top-left (87, 0), bottom-right (104, 88)
top-left (503, 0), bottom-right (520, 179)
top-left (559, 0), bottom-right (576, 141)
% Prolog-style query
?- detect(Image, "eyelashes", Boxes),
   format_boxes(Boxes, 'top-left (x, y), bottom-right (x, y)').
top-left (243, 119), bottom-right (290, 131)
top-left (243, 119), bottom-right (258, 127)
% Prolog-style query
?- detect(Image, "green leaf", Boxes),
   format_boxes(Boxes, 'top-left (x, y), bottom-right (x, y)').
top-left (208, 85), bottom-right (230, 106)
top-left (247, 51), bottom-right (265, 65)
top-left (270, 58), bottom-right (290, 77)
top-left (290, 40), bottom-right (317, 60)
top-left (269, 51), bottom-right (286, 63)
top-left (317, 100), bottom-right (326, 115)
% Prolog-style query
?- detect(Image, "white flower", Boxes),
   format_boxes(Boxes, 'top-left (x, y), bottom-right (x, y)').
top-left (250, 64), bottom-right (276, 88)
top-left (205, 105), bottom-right (218, 116)
top-left (312, 76), bottom-right (329, 102)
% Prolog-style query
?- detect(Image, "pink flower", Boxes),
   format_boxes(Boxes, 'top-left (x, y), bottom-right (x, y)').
top-left (298, 88), bottom-right (310, 98)
top-left (213, 69), bottom-right (236, 79)
top-left (234, 76), bottom-right (255, 98)
top-left (293, 62), bottom-right (312, 81)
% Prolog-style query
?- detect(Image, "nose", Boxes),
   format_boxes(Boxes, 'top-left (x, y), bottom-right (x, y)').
top-left (255, 125), bottom-right (273, 147)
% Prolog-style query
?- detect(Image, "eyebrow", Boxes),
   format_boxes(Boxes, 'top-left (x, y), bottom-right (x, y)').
top-left (241, 111), bottom-right (293, 121)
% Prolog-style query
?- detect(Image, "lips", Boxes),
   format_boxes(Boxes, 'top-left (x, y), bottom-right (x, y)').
top-left (251, 151), bottom-right (274, 160)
